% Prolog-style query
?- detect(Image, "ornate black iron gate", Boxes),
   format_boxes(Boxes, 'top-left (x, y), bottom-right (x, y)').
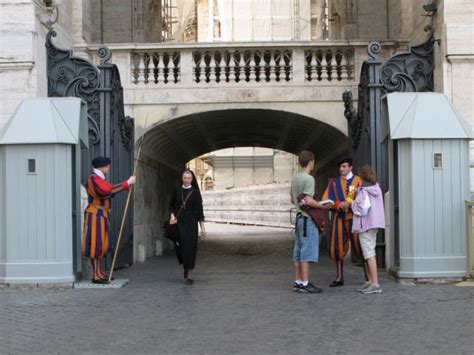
top-left (46, 30), bottom-right (135, 272)
top-left (344, 34), bottom-right (434, 189)
top-left (343, 30), bottom-right (435, 267)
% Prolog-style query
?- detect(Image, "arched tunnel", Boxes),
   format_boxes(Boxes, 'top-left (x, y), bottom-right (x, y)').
top-left (132, 108), bottom-right (350, 261)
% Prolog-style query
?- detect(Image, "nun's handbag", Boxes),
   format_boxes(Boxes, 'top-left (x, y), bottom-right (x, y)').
top-left (163, 189), bottom-right (194, 243)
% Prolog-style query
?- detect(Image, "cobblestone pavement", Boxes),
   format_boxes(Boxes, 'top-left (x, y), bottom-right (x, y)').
top-left (1, 223), bottom-right (473, 354)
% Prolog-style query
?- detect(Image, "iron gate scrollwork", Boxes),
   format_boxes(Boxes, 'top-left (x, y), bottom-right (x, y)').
top-left (46, 30), bottom-right (102, 146)
top-left (380, 33), bottom-right (434, 93)
top-left (46, 29), bottom-right (135, 270)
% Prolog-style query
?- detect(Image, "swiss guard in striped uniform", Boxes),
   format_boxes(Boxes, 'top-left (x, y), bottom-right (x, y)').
top-left (82, 156), bottom-right (136, 284)
top-left (322, 157), bottom-right (366, 287)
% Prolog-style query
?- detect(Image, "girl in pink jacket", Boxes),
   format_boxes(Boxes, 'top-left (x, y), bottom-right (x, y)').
top-left (351, 165), bottom-right (385, 294)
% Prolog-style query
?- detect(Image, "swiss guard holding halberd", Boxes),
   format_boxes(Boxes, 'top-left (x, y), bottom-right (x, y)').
top-left (82, 156), bottom-right (136, 284)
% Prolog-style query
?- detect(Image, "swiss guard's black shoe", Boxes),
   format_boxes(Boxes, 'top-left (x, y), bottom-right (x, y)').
top-left (92, 279), bottom-right (109, 284)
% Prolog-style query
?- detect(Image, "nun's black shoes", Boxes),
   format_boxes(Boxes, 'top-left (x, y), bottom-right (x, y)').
top-left (329, 279), bottom-right (344, 287)
top-left (183, 269), bottom-right (193, 284)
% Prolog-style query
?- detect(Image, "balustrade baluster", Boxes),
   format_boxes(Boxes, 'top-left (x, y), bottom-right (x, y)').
top-left (150, 53), bottom-right (158, 84)
top-left (255, 51), bottom-right (262, 82)
top-left (328, 50), bottom-right (335, 81)
top-left (262, 51), bottom-right (270, 82)
top-left (132, 53), bottom-right (138, 84)
top-left (235, 51), bottom-right (243, 82)
top-left (269, 51), bottom-right (277, 82)
top-left (309, 51), bottom-right (318, 81)
top-left (163, 53), bottom-right (174, 84)
top-left (320, 50), bottom-right (329, 81)
top-left (209, 52), bottom-right (217, 83)
top-left (137, 53), bottom-right (147, 84)
top-left (228, 51), bottom-right (236, 82)
top-left (249, 52), bottom-right (257, 82)
top-left (193, 52), bottom-right (201, 83)
top-left (315, 51), bottom-right (323, 81)
top-left (285, 51), bottom-right (292, 81)
top-left (202, 52), bottom-right (209, 83)
top-left (338, 50), bottom-right (348, 81)
top-left (173, 52), bottom-right (180, 82)
top-left (304, 51), bottom-right (311, 81)
top-left (157, 53), bottom-right (165, 83)
top-left (215, 52), bottom-right (224, 82)
top-left (346, 50), bottom-right (353, 80)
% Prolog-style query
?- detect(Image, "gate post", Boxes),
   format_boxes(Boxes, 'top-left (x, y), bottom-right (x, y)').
top-left (343, 42), bottom-right (383, 182)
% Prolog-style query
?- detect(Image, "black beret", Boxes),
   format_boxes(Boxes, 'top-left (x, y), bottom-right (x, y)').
top-left (337, 157), bottom-right (353, 167)
top-left (92, 156), bottom-right (111, 168)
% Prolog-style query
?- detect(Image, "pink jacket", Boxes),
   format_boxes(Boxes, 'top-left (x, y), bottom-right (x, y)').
top-left (351, 183), bottom-right (385, 233)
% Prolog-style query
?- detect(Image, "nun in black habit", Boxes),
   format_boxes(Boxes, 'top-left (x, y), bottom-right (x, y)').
top-left (169, 170), bottom-right (206, 284)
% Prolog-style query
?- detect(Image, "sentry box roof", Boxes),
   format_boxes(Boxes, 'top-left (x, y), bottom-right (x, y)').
top-left (0, 98), bottom-right (89, 148)
top-left (385, 93), bottom-right (473, 140)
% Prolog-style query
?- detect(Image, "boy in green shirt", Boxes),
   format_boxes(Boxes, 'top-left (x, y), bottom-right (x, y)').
top-left (290, 151), bottom-right (330, 293)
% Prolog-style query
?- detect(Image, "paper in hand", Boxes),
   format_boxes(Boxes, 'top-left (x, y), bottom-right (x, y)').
top-left (319, 199), bottom-right (334, 206)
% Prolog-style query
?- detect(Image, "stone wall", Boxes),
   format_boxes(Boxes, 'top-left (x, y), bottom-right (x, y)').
top-left (72, 0), bottom-right (94, 44)
top-left (87, 0), bottom-right (162, 44)
top-left (202, 183), bottom-right (294, 228)
top-left (327, 0), bottom-right (390, 40)
top-left (425, 0), bottom-right (474, 192)
top-left (199, 0), bottom-right (312, 42)
top-left (133, 149), bottom-right (180, 261)
top-left (0, 0), bottom-right (74, 126)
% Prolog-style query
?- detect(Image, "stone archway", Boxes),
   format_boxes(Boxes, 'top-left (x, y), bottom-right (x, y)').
top-left (132, 108), bottom-right (349, 262)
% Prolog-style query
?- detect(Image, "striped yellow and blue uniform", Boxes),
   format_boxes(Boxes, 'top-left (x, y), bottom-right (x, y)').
top-left (82, 174), bottom-right (129, 259)
top-left (322, 175), bottom-right (363, 262)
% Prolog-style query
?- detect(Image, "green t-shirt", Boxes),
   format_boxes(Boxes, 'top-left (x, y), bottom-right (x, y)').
top-left (290, 172), bottom-right (315, 217)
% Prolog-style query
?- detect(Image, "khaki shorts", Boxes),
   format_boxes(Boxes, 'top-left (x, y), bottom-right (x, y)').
top-left (359, 229), bottom-right (378, 260)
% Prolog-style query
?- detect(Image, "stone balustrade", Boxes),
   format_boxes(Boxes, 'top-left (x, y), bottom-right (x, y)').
top-left (130, 45), bottom-right (355, 86)
top-left (78, 41), bottom-right (400, 89)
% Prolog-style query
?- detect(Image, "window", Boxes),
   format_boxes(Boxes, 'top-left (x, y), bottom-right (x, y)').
top-left (433, 153), bottom-right (443, 169)
top-left (27, 159), bottom-right (36, 174)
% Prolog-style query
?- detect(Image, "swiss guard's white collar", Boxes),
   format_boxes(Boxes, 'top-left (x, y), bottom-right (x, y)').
top-left (344, 171), bottom-right (354, 180)
top-left (93, 168), bottom-right (105, 180)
